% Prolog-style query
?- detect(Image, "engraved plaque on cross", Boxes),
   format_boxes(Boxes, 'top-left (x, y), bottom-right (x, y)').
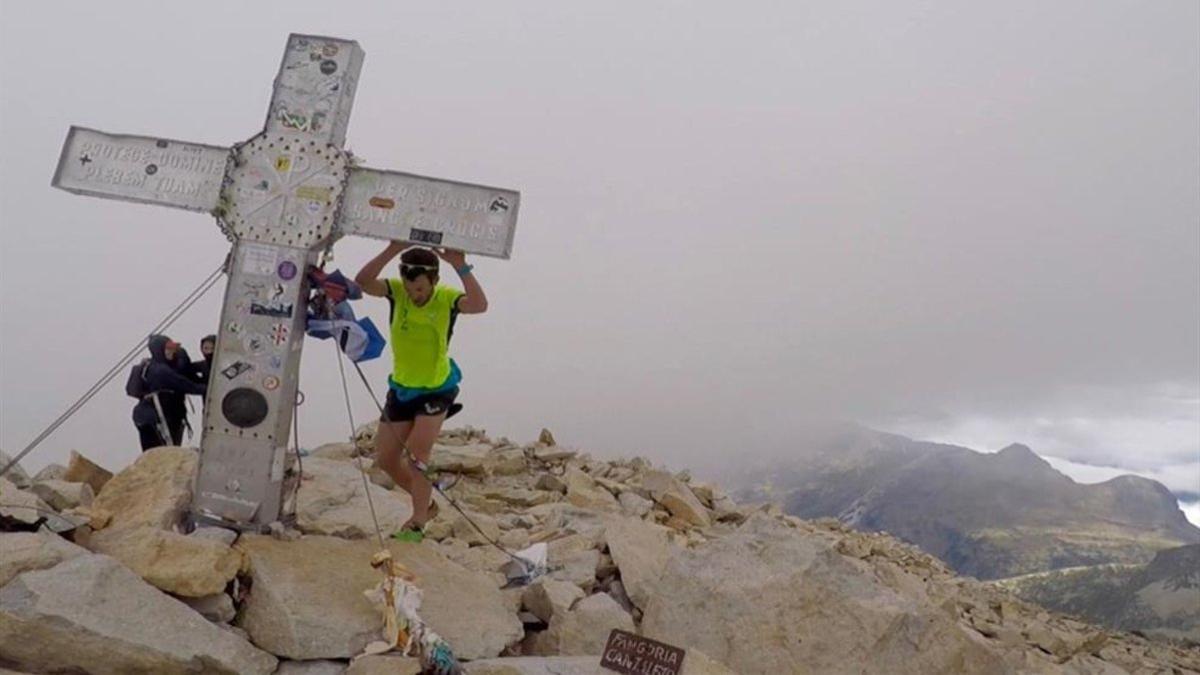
top-left (51, 33), bottom-right (520, 529)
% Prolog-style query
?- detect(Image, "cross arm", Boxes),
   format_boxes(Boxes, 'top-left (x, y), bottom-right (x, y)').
top-left (337, 166), bottom-right (519, 259)
top-left (52, 126), bottom-right (230, 213)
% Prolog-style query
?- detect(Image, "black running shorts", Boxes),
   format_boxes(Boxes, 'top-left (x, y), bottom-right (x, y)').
top-left (381, 387), bottom-right (459, 422)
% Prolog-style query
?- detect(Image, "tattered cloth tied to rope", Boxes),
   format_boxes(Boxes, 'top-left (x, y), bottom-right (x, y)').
top-left (360, 550), bottom-right (463, 675)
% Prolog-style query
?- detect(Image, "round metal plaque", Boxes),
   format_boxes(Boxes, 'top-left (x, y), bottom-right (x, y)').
top-left (221, 387), bottom-right (270, 428)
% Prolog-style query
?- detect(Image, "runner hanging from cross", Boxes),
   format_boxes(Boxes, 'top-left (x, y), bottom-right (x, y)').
top-left (355, 241), bottom-right (488, 541)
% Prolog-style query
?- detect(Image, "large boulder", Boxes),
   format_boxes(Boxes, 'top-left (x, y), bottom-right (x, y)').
top-left (86, 526), bottom-right (241, 597)
top-left (0, 553), bottom-right (276, 674)
top-left (236, 535), bottom-right (523, 660)
top-left (90, 446), bottom-right (196, 531)
top-left (640, 515), bottom-right (1008, 675)
top-left (62, 450), bottom-right (114, 495)
top-left (602, 517), bottom-right (676, 610)
top-left (0, 531), bottom-right (88, 587)
top-left (296, 457), bottom-right (411, 538)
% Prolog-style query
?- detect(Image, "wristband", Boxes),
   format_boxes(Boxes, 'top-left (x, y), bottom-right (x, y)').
top-left (456, 264), bottom-right (474, 276)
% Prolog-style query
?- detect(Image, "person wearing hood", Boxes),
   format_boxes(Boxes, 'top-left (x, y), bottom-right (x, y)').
top-left (189, 334), bottom-right (217, 387)
top-left (132, 334), bottom-right (207, 450)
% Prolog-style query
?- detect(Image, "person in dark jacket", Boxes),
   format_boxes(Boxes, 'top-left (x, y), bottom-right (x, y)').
top-left (132, 335), bottom-right (207, 451)
top-left (190, 334), bottom-right (217, 387)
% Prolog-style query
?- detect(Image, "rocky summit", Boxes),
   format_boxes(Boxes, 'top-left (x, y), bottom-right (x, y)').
top-left (1, 429), bottom-right (1198, 674)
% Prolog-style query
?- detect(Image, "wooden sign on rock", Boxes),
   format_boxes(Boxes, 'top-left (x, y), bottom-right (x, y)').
top-left (600, 629), bottom-right (685, 675)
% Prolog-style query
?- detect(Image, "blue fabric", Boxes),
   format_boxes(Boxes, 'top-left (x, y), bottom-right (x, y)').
top-left (306, 317), bottom-right (386, 362)
top-left (388, 359), bottom-right (462, 401)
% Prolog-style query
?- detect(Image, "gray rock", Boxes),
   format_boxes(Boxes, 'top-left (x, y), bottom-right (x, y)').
top-left (181, 592), bottom-right (236, 623)
top-left (535, 473), bottom-right (568, 494)
top-left (465, 656), bottom-right (603, 674)
top-left (549, 548), bottom-right (602, 592)
top-left (0, 477), bottom-right (53, 526)
top-left (522, 578), bottom-right (585, 623)
top-left (0, 452), bottom-right (30, 488)
top-left (31, 463), bottom-right (66, 483)
top-left (564, 468), bottom-right (619, 512)
top-left (344, 654), bottom-right (422, 674)
top-left (190, 524), bottom-right (239, 546)
top-left (0, 531), bottom-right (88, 587)
top-left (618, 491), bottom-right (653, 518)
top-left (463, 654), bottom-right (735, 675)
top-left (0, 554), bottom-right (276, 674)
top-left (551, 592), bottom-right (635, 656)
top-left (310, 442), bottom-right (359, 461)
top-left (295, 457), bottom-right (411, 539)
top-left (275, 660), bottom-right (350, 675)
top-left (29, 479), bottom-right (93, 511)
top-left (639, 470), bottom-right (710, 527)
top-left (603, 516), bottom-right (675, 610)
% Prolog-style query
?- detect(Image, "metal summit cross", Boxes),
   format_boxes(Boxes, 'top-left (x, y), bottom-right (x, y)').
top-left (51, 34), bottom-right (520, 530)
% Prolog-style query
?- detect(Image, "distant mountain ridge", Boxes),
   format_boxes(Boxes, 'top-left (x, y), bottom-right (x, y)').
top-left (727, 425), bottom-right (1200, 580)
top-left (996, 544), bottom-right (1200, 645)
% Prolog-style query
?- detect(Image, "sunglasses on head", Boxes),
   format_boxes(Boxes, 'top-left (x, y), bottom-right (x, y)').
top-left (400, 263), bottom-right (438, 281)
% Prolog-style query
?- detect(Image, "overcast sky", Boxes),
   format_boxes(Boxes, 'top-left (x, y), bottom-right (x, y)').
top-left (1, 2), bottom-right (1196, 509)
